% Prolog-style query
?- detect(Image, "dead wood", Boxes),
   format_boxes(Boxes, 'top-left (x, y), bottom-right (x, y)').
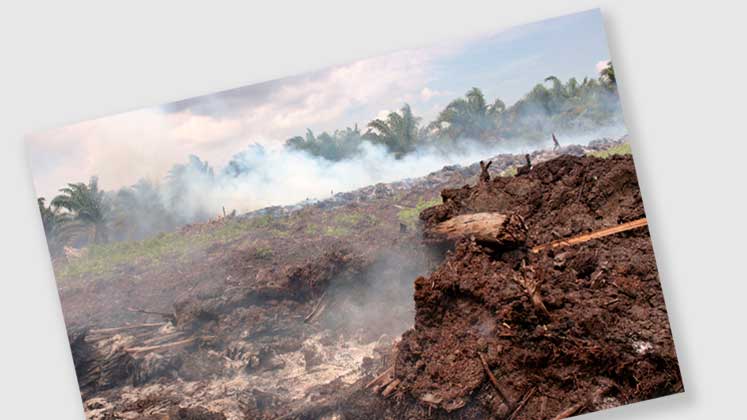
top-left (512, 262), bottom-right (550, 320)
top-left (551, 401), bottom-right (585, 420)
top-left (478, 353), bottom-right (513, 408)
top-left (304, 292), bottom-right (327, 324)
top-left (479, 160), bottom-right (492, 185)
top-left (366, 366), bottom-right (394, 389)
top-left (532, 218), bottom-right (648, 253)
top-left (141, 331), bottom-right (184, 346)
top-left (516, 154), bottom-right (532, 175)
top-left (88, 323), bottom-right (164, 335)
top-left (125, 337), bottom-right (197, 354)
top-left (429, 212), bottom-right (527, 247)
top-left (381, 379), bottom-right (401, 398)
top-left (507, 387), bottom-right (536, 420)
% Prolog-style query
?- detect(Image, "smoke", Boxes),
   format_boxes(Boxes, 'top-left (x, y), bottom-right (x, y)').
top-left (317, 250), bottom-right (436, 339)
top-left (163, 125), bottom-right (626, 220)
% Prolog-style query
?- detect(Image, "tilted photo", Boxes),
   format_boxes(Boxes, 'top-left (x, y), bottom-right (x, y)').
top-left (28, 9), bottom-right (682, 420)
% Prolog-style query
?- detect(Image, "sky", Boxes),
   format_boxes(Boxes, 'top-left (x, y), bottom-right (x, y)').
top-left (27, 9), bottom-right (612, 200)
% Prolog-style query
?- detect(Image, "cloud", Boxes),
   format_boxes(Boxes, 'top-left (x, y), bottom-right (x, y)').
top-left (420, 87), bottom-right (444, 101)
top-left (27, 47), bottom-right (453, 199)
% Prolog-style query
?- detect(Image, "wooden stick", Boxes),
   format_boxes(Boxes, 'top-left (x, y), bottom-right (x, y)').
top-left (88, 322), bottom-right (164, 335)
top-left (550, 384), bottom-right (612, 420)
top-left (304, 292), bottom-right (327, 323)
top-left (507, 387), bottom-right (536, 420)
top-left (551, 401), bottom-right (585, 420)
top-left (381, 379), bottom-right (401, 398)
top-left (125, 337), bottom-right (197, 354)
top-left (366, 366), bottom-right (394, 389)
top-left (141, 331), bottom-right (184, 346)
top-left (532, 218), bottom-right (648, 253)
top-left (478, 353), bottom-right (512, 408)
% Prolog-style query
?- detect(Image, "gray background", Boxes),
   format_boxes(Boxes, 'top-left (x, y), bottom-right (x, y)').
top-left (0, 0), bottom-right (743, 418)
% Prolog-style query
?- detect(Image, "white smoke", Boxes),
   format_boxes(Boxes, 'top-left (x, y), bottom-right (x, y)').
top-left (173, 124), bottom-right (627, 219)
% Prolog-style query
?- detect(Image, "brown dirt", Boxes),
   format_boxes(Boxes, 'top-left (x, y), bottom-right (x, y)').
top-left (390, 154), bottom-right (682, 418)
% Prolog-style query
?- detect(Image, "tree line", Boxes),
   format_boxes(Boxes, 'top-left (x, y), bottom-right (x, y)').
top-left (38, 63), bottom-right (618, 255)
top-left (284, 62), bottom-right (619, 160)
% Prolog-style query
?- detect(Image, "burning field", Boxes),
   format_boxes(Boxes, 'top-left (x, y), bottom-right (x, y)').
top-left (53, 138), bottom-right (681, 419)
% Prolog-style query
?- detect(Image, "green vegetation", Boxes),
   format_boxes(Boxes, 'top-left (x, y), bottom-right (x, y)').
top-left (51, 177), bottom-right (110, 245)
top-left (398, 197), bottom-right (442, 227)
top-left (252, 245), bottom-right (273, 259)
top-left (286, 62), bottom-right (620, 159)
top-left (57, 216), bottom-right (277, 280)
top-left (304, 223), bottom-right (320, 235)
top-left (324, 225), bottom-right (352, 238)
top-left (365, 104), bottom-right (422, 158)
top-left (500, 166), bottom-right (518, 177)
top-left (588, 142), bottom-right (631, 158)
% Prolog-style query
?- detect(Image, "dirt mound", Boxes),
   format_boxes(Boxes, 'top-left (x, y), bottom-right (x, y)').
top-left (392, 154), bottom-right (682, 418)
top-left (422, 154), bottom-right (644, 246)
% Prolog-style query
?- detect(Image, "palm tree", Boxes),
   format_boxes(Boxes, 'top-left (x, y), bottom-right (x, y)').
top-left (600, 61), bottom-right (616, 89)
top-left (38, 197), bottom-right (61, 237)
top-left (365, 104), bottom-right (421, 158)
top-left (51, 176), bottom-right (110, 244)
top-left (37, 197), bottom-right (71, 255)
top-left (434, 88), bottom-right (503, 140)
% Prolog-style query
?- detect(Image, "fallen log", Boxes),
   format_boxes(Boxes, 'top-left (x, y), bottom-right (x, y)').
top-left (429, 212), bottom-right (527, 247)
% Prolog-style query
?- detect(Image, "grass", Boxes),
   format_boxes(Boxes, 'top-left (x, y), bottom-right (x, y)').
top-left (398, 197), bottom-right (442, 227)
top-left (324, 225), bottom-right (352, 237)
top-left (499, 166), bottom-right (518, 177)
top-left (588, 143), bottom-right (632, 158)
top-left (57, 216), bottom-right (285, 281)
top-left (252, 245), bottom-right (274, 259)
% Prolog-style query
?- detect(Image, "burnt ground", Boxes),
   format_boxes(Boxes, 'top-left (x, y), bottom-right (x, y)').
top-left (54, 137), bottom-right (681, 419)
top-left (390, 154), bottom-right (682, 418)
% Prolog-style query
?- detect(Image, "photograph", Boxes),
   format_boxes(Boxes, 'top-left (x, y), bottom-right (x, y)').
top-left (26, 9), bottom-right (682, 420)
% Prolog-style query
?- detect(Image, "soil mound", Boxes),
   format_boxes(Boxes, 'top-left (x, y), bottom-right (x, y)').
top-left (393, 154), bottom-right (682, 418)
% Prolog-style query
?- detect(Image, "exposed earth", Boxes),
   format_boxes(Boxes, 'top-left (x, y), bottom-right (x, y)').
top-left (55, 137), bottom-right (682, 419)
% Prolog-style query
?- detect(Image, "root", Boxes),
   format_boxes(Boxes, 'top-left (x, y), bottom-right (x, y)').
top-left (507, 387), bottom-right (535, 420)
top-left (478, 353), bottom-right (513, 408)
top-left (512, 261), bottom-right (550, 321)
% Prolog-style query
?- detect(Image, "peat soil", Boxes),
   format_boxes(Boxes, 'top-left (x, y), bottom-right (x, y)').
top-left (385, 154), bottom-right (682, 418)
top-left (59, 137), bottom-right (680, 419)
